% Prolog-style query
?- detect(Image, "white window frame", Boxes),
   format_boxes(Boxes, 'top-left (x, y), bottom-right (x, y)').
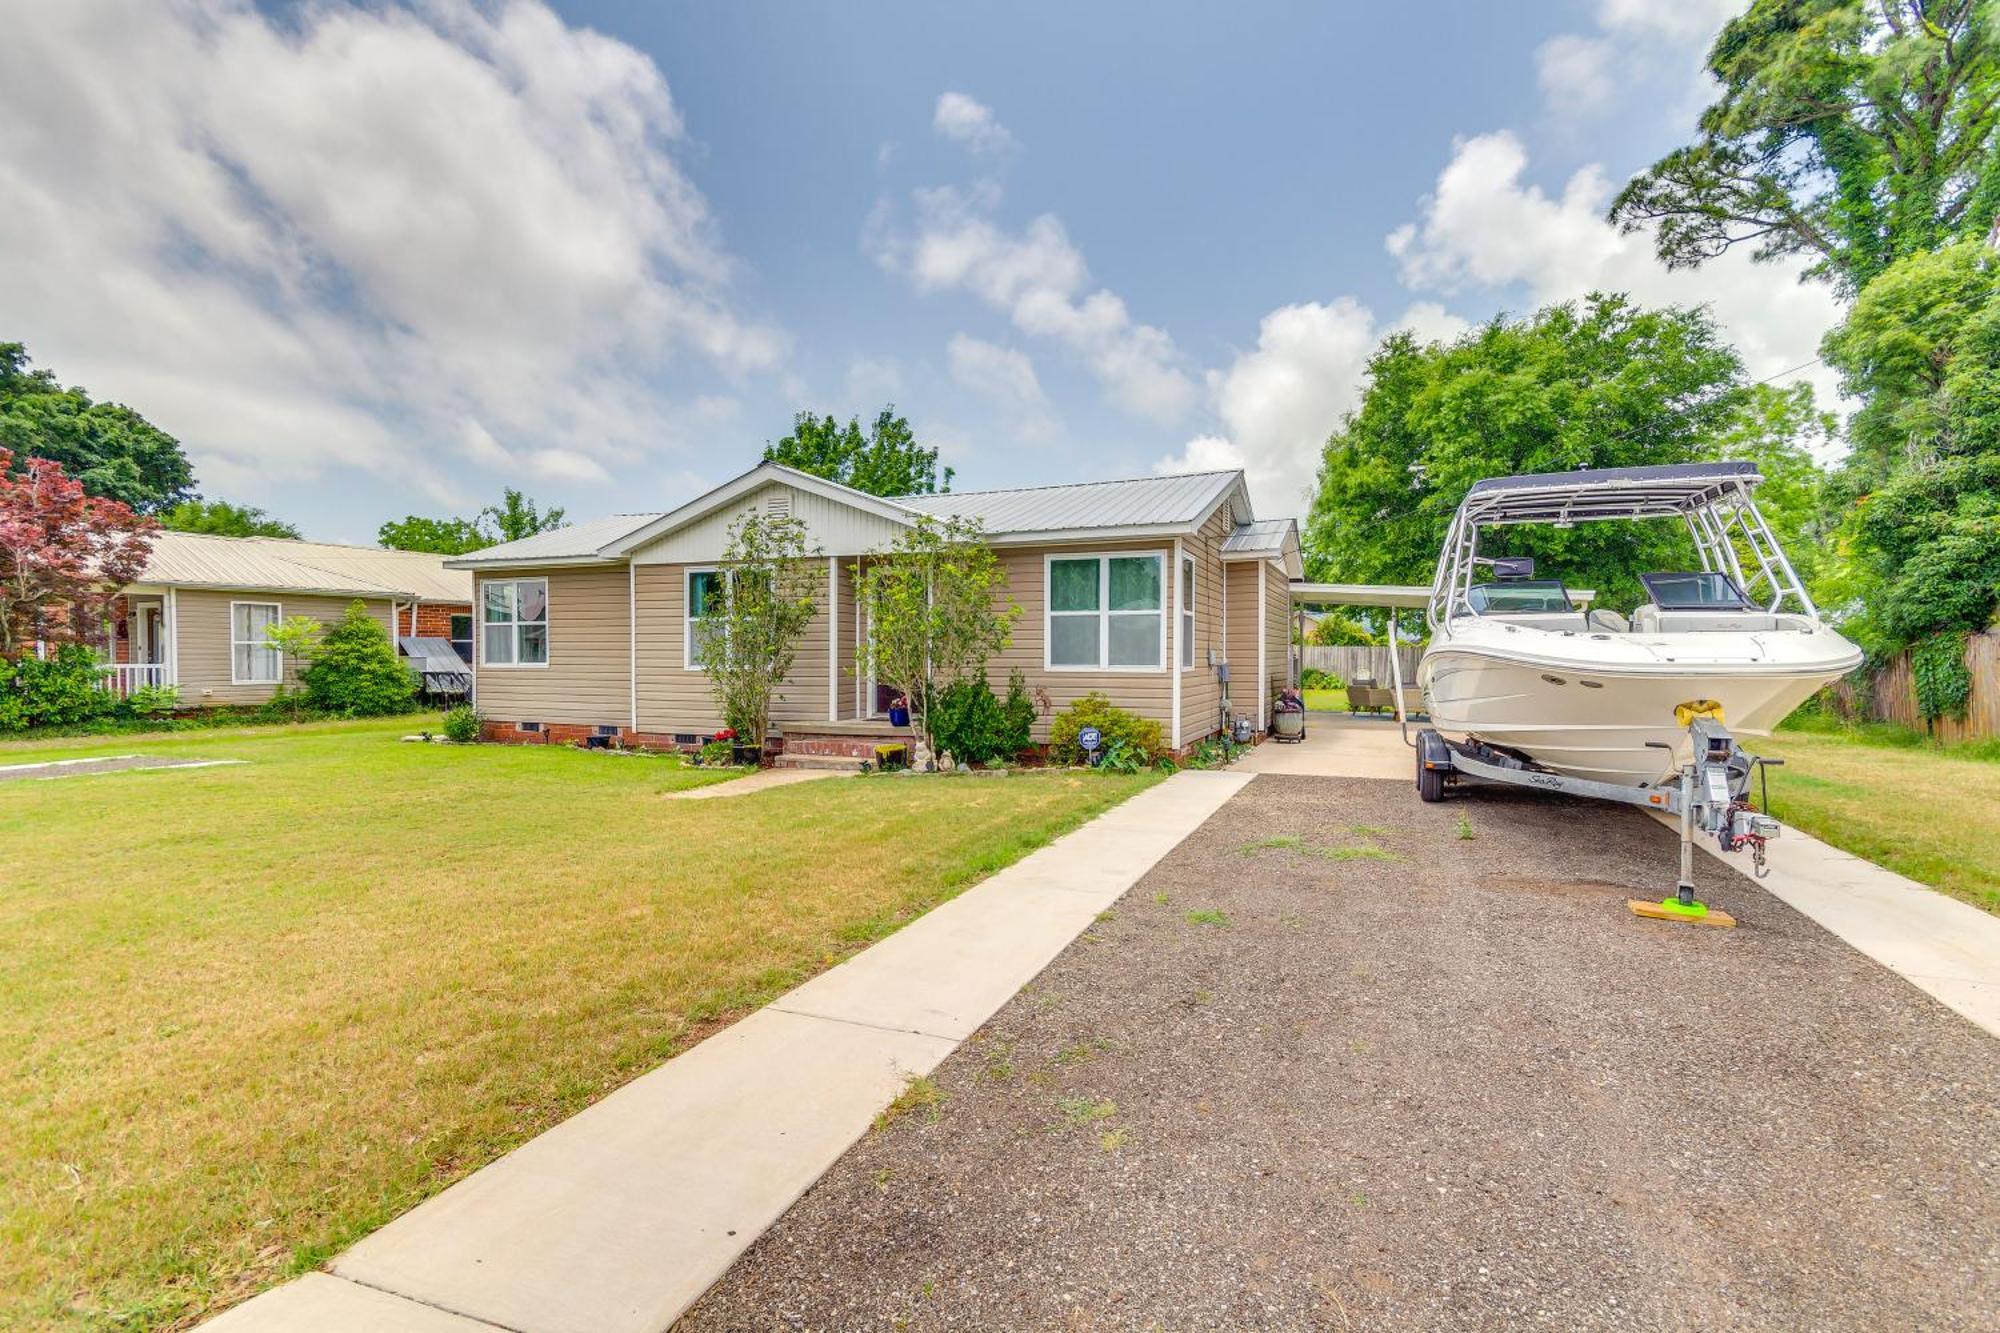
top-left (1180, 554), bottom-right (1196, 671)
top-left (1043, 550), bottom-right (1169, 673)
top-left (479, 577), bottom-right (549, 670)
top-left (230, 600), bottom-right (282, 685)
top-left (683, 566), bottom-right (724, 671)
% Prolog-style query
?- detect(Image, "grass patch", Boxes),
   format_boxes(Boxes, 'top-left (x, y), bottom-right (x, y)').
top-left (0, 718), bottom-right (1156, 1327)
top-left (1317, 844), bottom-right (1402, 862)
top-left (1185, 908), bottom-right (1231, 927)
top-left (1456, 813), bottom-right (1475, 840)
top-left (1238, 834), bottom-right (1304, 854)
top-left (1098, 1127), bottom-right (1129, 1152)
top-left (1302, 687), bottom-right (1349, 712)
top-left (874, 1074), bottom-right (946, 1131)
top-left (1241, 832), bottom-right (1402, 863)
top-left (1056, 1096), bottom-right (1118, 1128)
top-left (1755, 728), bottom-right (2000, 915)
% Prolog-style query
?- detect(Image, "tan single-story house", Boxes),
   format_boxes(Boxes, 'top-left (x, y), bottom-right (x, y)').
top-left (447, 462), bottom-right (1302, 756)
top-left (105, 532), bottom-right (472, 706)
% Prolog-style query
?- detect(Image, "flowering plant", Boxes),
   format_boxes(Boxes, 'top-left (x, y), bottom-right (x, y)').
top-left (712, 728), bottom-right (737, 741)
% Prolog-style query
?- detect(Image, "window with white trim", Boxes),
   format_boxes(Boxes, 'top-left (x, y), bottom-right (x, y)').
top-left (1047, 553), bottom-right (1164, 670)
top-left (481, 578), bottom-right (548, 666)
top-left (1180, 555), bottom-right (1195, 669)
top-left (231, 602), bottom-right (281, 684)
top-left (685, 568), bottom-right (725, 669)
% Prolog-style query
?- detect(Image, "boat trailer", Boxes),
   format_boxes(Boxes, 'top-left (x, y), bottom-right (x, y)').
top-left (1411, 708), bottom-right (1783, 927)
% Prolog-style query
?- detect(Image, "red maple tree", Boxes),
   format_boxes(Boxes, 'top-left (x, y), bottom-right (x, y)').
top-left (0, 449), bottom-right (156, 659)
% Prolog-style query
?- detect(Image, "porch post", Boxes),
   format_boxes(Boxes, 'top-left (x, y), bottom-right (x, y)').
top-left (827, 556), bottom-right (839, 722)
top-left (164, 587), bottom-right (179, 687)
top-left (1170, 538), bottom-right (1183, 751)
top-left (1255, 563), bottom-right (1267, 730)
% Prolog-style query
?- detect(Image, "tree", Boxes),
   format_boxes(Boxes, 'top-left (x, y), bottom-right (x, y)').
top-left (1700, 381), bottom-right (1837, 588)
top-left (764, 406), bottom-right (952, 495)
top-left (1819, 237), bottom-right (2000, 678)
top-left (299, 602), bottom-right (417, 716)
top-left (377, 514), bottom-right (491, 555)
top-left (1305, 612), bottom-right (1376, 647)
top-left (0, 449), bottom-right (154, 659)
top-left (162, 498), bottom-right (300, 539)
top-left (856, 515), bottom-right (1017, 763)
top-left (1305, 294), bottom-right (1748, 610)
top-left (0, 342), bottom-right (195, 512)
top-left (689, 511), bottom-right (823, 751)
top-left (378, 488), bottom-right (566, 554)
top-left (481, 488), bottom-right (565, 543)
top-left (1611, 1), bottom-right (2000, 293)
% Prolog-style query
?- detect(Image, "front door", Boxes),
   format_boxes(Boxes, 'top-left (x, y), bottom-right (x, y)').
top-left (136, 608), bottom-right (163, 664)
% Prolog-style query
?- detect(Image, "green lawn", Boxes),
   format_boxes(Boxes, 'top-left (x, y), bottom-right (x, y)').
top-left (0, 719), bottom-right (1157, 1329)
top-left (1302, 687), bottom-right (1348, 712)
top-left (1757, 723), bottom-right (2000, 916)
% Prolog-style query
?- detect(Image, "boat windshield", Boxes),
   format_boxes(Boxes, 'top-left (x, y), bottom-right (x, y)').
top-left (1640, 571), bottom-right (1753, 611)
top-left (1466, 580), bottom-right (1574, 615)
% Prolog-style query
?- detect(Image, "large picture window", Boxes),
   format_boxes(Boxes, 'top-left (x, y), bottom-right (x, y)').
top-left (685, 568), bottom-right (725, 669)
top-left (231, 601), bottom-right (281, 684)
top-left (1046, 552), bottom-right (1165, 670)
top-left (481, 579), bottom-right (548, 667)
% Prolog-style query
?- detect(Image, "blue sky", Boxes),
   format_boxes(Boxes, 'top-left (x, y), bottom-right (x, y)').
top-left (0, 1), bottom-right (1841, 542)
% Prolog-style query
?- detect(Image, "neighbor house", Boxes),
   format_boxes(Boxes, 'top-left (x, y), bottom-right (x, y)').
top-left (105, 532), bottom-right (473, 705)
top-left (447, 462), bottom-right (1302, 757)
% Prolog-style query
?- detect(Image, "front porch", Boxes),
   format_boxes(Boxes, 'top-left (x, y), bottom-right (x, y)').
top-left (774, 716), bottom-right (908, 766)
top-left (99, 592), bottom-right (172, 700)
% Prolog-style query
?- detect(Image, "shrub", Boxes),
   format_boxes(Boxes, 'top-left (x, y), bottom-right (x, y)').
top-left (931, 669), bottom-right (1040, 766)
top-left (124, 683), bottom-right (181, 718)
top-left (1048, 692), bottom-right (1166, 766)
top-left (998, 669), bottom-right (1037, 755)
top-left (299, 602), bottom-right (417, 716)
top-left (699, 739), bottom-right (734, 765)
top-left (1300, 667), bottom-right (1346, 691)
top-left (441, 704), bottom-right (480, 743)
top-left (0, 645), bottom-right (118, 731)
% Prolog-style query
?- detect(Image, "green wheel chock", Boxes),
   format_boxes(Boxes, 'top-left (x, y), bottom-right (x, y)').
top-left (1655, 896), bottom-right (1708, 918)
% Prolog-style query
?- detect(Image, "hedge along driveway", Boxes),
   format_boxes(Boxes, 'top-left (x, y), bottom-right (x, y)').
top-left (0, 719), bottom-right (1158, 1330)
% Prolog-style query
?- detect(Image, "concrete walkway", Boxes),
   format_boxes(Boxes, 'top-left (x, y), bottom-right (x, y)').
top-left (205, 770), bottom-right (1250, 1333)
top-left (1232, 713), bottom-right (1412, 779)
top-left (666, 767), bottom-right (845, 800)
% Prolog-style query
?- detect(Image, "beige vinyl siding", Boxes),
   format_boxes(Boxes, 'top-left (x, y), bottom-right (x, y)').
top-left (992, 540), bottom-right (1173, 744)
top-left (1265, 561), bottom-right (1292, 707)
top-left (473, 566), bottom-right (630, 727)
top-left (628, 482), bottom-right (909, 565)
top-left (172, 590), bottom-right (391, 707)
top-left (1177, 509), bottom-right (1230, 745)
top-left (633, 562), bottom-right (832, 735)
top-left (834, 557), bottom-right (859, 720)
top-left (1225, 561), bottom-right (1261, 728)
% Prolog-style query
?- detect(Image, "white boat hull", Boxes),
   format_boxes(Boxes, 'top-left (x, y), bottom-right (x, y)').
top-left (1420, 637), bottom-right (1859, 787)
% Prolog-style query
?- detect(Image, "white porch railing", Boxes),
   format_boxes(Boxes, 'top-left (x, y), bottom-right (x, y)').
top-left (99, 663), bottom-right (168, 698)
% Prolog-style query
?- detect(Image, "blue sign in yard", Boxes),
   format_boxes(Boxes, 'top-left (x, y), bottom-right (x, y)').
top-left (1077, 726), bottom-right (1102, 753)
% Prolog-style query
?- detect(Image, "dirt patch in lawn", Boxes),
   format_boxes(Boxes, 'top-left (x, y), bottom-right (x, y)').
top-left (682, 776), bottom-right (2000, 1332)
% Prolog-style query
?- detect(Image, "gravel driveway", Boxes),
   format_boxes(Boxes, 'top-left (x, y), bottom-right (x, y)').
top-left (682, 775), bottom-right (2000, 1332)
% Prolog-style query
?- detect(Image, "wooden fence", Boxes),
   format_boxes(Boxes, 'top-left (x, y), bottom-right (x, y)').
top-left (1857, 629), bottom-right (2000, 742)
top-left (1300, 645), bottom-right (1423, 684)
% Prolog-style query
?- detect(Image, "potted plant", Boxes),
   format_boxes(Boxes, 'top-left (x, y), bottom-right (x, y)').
top-left (888, 693), bottom-right (910, 728)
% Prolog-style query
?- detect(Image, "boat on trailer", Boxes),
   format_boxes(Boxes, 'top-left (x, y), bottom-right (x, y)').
top-left (1405, 461), bottom-right (1862, 917)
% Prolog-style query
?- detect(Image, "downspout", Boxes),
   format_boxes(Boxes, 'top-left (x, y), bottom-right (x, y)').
top-left (1255, 563), bottom-right (1267, 731)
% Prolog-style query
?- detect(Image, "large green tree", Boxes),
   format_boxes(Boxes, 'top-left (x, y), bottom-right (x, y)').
top-left (378, 488), bottom-right (566, 554)
top-left (1306, 294), bottom-right (1757, 610)
top-left (0, 342), bottom-right (194, 513)
top-left (763, 406), bottom-right (952, 496)
top-left (1612, 1), bottom-right (2000, 294)
top-left (161, 498), bottom-right (300, 539)
top-left (1819, 237), bottom-right (2000, 657)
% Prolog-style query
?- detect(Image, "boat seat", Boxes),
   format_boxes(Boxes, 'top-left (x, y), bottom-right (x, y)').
top-left (1630, 604), bottom-right (1780, 634)
top-left (1487, 611), bottom-right (1591, 633)
top-left (1586, 609), bottom-right (1630, 633)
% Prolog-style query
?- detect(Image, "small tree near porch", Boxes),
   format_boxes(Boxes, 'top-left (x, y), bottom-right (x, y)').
top-left (0, 449), bottom-right (154, 660)
top-left (857, 515), bottom-right (1017, 766)
top-left (692, 511), bottom-right (822, 753)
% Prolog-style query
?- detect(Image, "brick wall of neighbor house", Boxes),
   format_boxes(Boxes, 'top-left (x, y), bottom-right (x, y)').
top-left (395, 602), bottom-right (471, 640)
top-left (989, 539), bottom-right (1175, 745)
top-left (472, 566), bottom-right (630, 728)
top-left (1265, 562), bottom-right (1291, 707)
top-left (1225, 561), bottom-right (1262, 729)
top-left (172, 590), bottom-right (391, 707)
top-left (1177, 508), bottom-right (1230, 746)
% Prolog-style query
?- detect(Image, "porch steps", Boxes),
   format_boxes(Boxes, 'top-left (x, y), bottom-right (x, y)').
top-left (771, 753), bottom-right (868, 772)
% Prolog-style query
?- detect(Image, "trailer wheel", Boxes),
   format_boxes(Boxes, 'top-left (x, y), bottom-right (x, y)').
top-left (1415, 728), bottom-right (1449, 803)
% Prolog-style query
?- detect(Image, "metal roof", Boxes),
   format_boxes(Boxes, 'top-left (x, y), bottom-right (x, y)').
top-left (135, 532), bottom-right (471, 601)
top-left (1221, 518), bottom-right (1293, 555)
top-left (445, 512), bottom-right (666, 567)
top-left (896, 470), bottom-right (1244, 535)
top-left (1461, 461), bottom-right (1763, 525)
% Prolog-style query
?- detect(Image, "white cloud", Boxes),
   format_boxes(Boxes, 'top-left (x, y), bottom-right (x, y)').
top-left (933, 92), bottom-right (1016, 156)
top-left (1386, 131), bottom-right (1842, 402)
top-left (1536, 34), bottom-right (1616, 112)
top-left (946, 333), bottom-right (1054, 438)
top-left (1156, 300), bottom-right (1469, 510)
top-left (0, 0), bottom-right (781, 509)
top-left (1597, 0), bottom-right (1743, 41)
top-left (872, 183), bottom-right (1197, 422)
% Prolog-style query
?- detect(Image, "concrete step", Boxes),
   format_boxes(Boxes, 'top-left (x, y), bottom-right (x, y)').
top-left (772, 753), bottom-right (868, 772)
